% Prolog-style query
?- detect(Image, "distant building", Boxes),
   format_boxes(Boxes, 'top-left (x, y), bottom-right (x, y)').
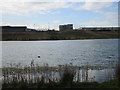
top-left (1, 26), bottom-right (27, 32)
top-left (59, 24), bottom-right (73, 31)
top-left (25, 28), bottom-right (36, 32)
top-left (81, 27), bottom-right (119, 30)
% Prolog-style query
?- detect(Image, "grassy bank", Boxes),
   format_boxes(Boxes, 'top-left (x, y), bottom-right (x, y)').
top-left (2, 30), bottom-right (119, 41)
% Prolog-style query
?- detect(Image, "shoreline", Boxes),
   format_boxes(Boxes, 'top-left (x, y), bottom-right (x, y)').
top-left (1, 38), bottom-right (120, 41)
top-left (2, 30), bottom-right (119, 41)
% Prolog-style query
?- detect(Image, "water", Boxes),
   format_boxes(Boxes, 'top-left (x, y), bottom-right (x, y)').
top-left (2, 39), bottom-right (119, 83)
top-left (2, 39), bottom-right (118, 67)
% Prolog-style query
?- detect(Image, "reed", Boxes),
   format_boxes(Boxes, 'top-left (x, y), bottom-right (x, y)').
top-left (115, 64), bottom-right (120, 86)
top-left (2, 61), bottom-right (117, 88)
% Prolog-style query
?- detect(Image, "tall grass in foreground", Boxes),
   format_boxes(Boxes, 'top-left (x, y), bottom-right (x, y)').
top-left (116, 64), bottom-right (120, 86)
top-left (2, 64), bottom-right (91, 84)
top-left (2, 62), bottom-right (117, 88)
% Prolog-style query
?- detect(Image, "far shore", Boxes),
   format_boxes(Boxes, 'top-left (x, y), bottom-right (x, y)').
top-left (2, 38), bottom-right (120, 41)
top-left (2, 30), bottom-right (119, 41)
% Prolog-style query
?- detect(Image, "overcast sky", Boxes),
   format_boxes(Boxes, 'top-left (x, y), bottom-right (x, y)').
top-left (0, 0), bottom-right (119, 30)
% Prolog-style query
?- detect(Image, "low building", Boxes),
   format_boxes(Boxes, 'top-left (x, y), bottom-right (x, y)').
top-left (25, 28), bottom-right (36, 32)
top-left (1, 26), bottom-right (27, 32)
top-left (81, 27), bottom-right (119, 30)
top-left (59, 24), bottom-right (73, 31)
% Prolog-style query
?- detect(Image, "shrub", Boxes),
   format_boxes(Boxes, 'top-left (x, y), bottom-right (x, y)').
top-left (60, 66), bottom-right (75, 87)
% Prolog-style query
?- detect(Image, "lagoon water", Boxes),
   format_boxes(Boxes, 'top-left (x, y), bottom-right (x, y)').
top-left (2, 39), bottom-right (119, 83)
top-left (2, 39), bottom-right (118, 67)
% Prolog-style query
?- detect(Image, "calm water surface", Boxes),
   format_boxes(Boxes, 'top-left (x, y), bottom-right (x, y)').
top-left (2, 39), bottom-right (118, 67)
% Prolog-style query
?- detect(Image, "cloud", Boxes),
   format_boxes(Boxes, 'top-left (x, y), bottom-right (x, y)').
top-left (93, 9), bottom-right (118, 20)
top-left (0, 1), bottom-right (118, 15)
top-left (80, 2), bottom-right (112, 10)
top-left (80, 20), bottom-right (118, 27)
top-left (0, 1), bottom-right (118, 28)
top-left (0, 22), bottom-right (11, 26)
top-left (72, 2), bottom-right (113, 12)
top-left (103, 12), bottom-right (118, 19)
top-left (53, 20), bottom-right (61, 24)
top-left (0, 0), bottom-right (119, 2)
top-left (71, 2), bottom-right (118, 20)
top-left (0, 2), bottom-right (72, 15)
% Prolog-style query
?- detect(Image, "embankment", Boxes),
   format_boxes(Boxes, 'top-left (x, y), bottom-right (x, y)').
top-left (2, 30), bottom-right (119, 41)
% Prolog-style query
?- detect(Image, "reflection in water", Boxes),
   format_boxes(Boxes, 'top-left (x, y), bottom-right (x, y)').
top-left (87, 69), bottom-right (115, 83)
top-left (2, 65), bottom-right (116, 83)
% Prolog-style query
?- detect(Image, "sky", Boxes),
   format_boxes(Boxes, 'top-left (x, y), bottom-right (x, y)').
top-left (0, 0), bottom-right (119, 30)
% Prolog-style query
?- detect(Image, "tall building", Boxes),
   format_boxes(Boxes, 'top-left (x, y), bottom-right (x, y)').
top-left (59, 24), bottom-right (73, 31)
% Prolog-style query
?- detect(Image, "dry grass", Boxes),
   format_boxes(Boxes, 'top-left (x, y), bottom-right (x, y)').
top-left (116, 65), bottom-right (120, 86)
top-left (2, 63), bottom-right (97, 85)
top-left (2, 61), bottom-right (118, 88)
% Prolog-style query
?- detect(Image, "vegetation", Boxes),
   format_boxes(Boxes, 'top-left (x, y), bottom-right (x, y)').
top-left (2, 62), bottom-right (120, 89)
top-left (2, 30), bottom-right (119, 41)
top-left (116, 65), bottom-right (120, 86)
